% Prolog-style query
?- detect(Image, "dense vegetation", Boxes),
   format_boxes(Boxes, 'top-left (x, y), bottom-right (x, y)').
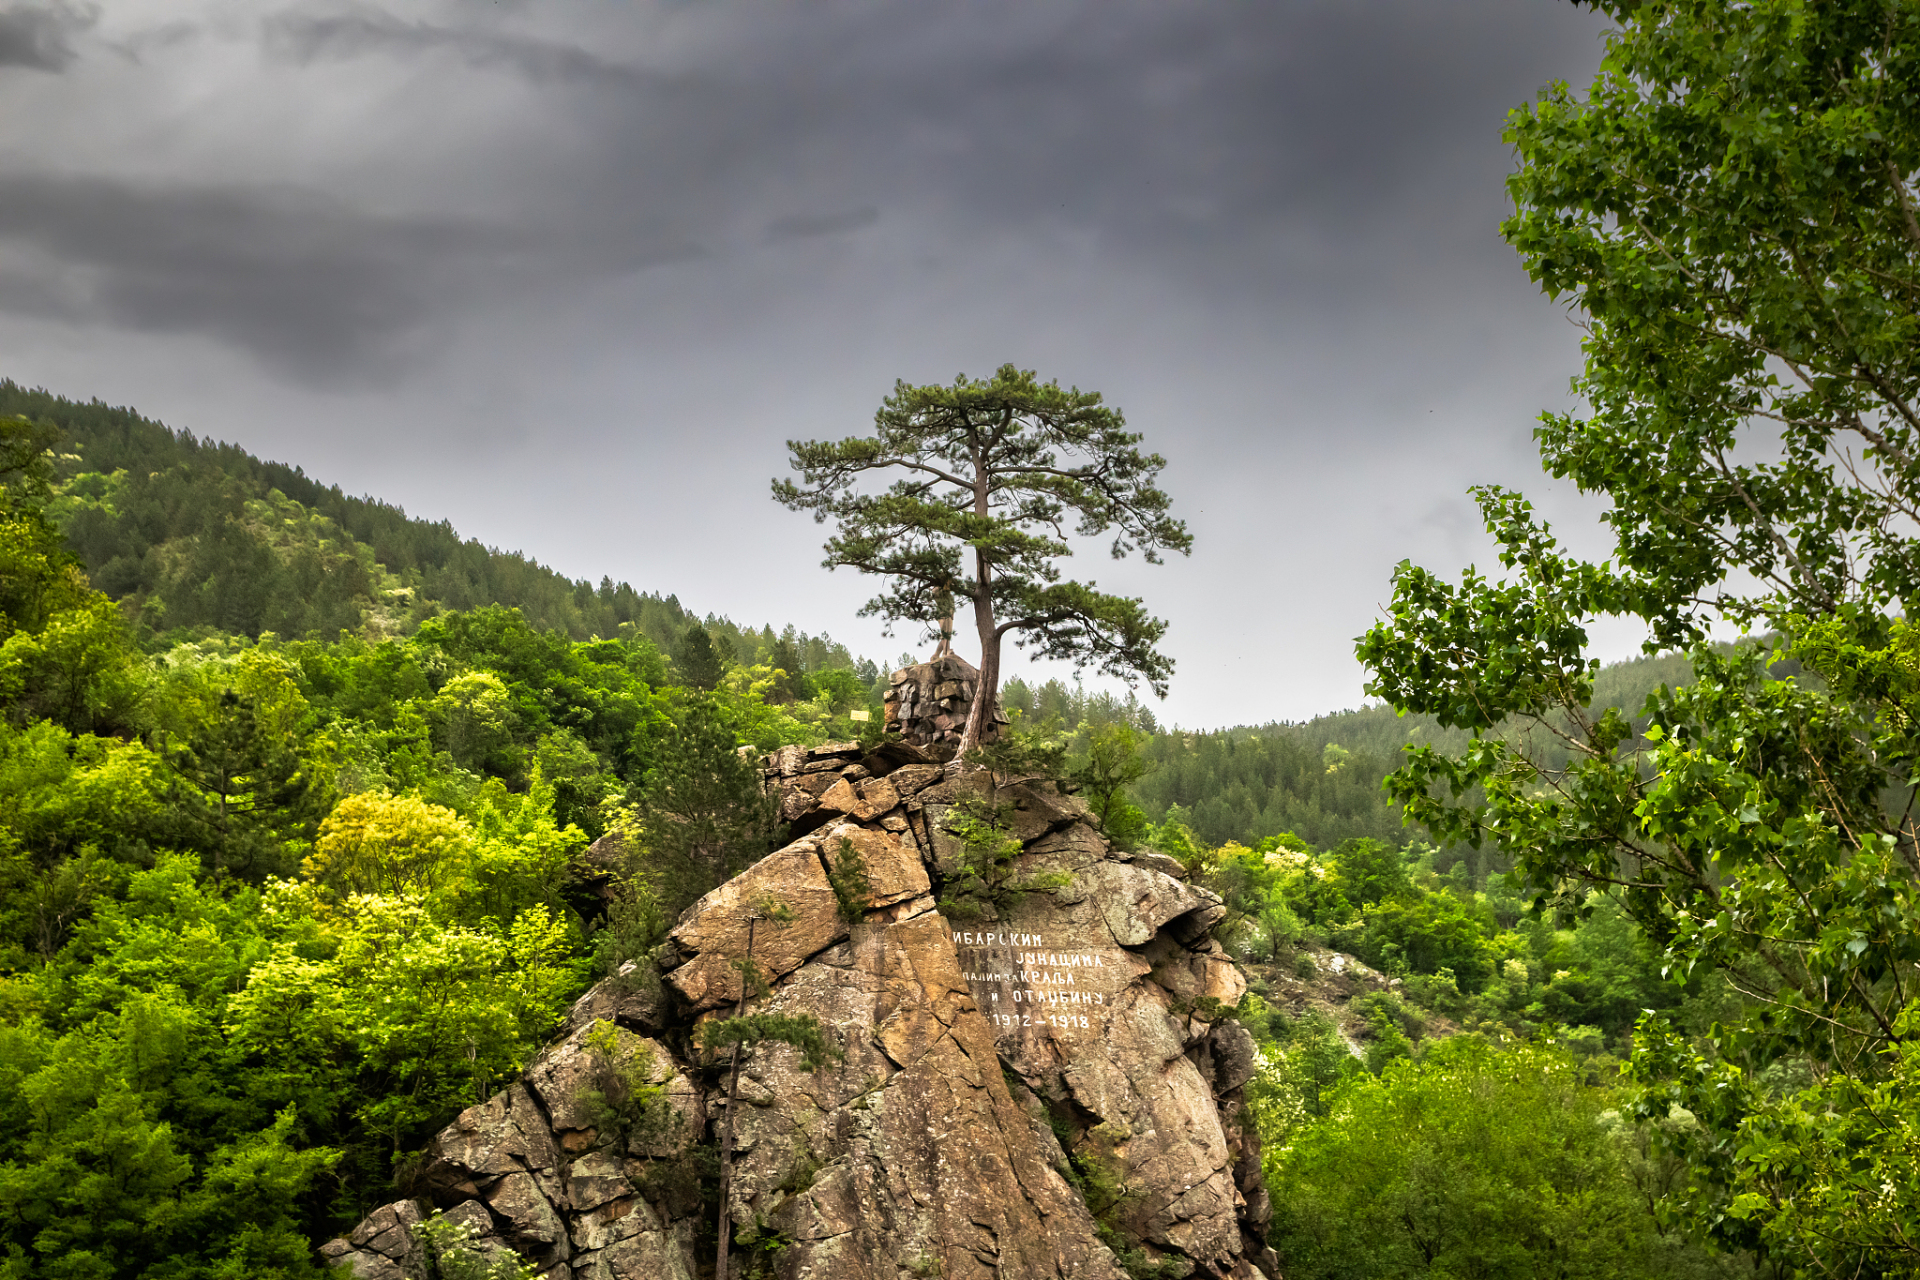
top-left (4, 376), bottom-right (1760, 1276)
top-left (1094, 791), bottom-right (1754, 1279)
top-left (1006, 647), bottom-right (1698, 852)
top-left (0, 407), bottom-right (899, 1277)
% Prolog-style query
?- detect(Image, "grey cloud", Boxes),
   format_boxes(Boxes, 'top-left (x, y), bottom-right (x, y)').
top-left (0, 165), bottom-right (713, 383)
top-left (372, 0), bottom-right (1596, 300)
top-left (0, 0), bottom-right (1620, 720)
top-left (261, 9), bottom-right (653, 89)
top-left (0, 1), bottom-right (94, 70)
top-left (5, 2), bottom-right (1605, 388)
top-left (767, 208), bottom-right (879, 242)
top-left (0, 175), bottom-right (519, 384)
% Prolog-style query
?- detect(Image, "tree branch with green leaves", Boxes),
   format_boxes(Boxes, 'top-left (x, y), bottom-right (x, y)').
top-left (1360, 3), bottom-right (1920, 1269)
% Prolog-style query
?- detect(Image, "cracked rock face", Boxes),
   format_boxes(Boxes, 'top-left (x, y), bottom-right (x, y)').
top-left (326, 742), bottom-right (1278, 1280)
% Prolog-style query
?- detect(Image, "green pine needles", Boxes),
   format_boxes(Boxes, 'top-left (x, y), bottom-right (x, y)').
top-left (824, 838), bottom-right (874, 924)
top-left (697, 1012), bottom-right (842, 1073)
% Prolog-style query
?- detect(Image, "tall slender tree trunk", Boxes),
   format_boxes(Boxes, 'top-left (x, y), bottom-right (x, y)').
top-left (714, 916), bottom-right (757, 1280)
top-left (955, 570), bottom-right (1000, 762)
top-left (955, 433), bottom-right (1002, 763)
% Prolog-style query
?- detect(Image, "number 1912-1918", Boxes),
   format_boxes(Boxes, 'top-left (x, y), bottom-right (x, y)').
top-left (991, 1012), bottom-right (1090, 1030)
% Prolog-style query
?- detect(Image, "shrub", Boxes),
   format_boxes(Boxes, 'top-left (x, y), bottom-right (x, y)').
top-left (936, 798), bottom-right (1070, 922)
top-left (1266, 1040), bottom-right (1740, 1280)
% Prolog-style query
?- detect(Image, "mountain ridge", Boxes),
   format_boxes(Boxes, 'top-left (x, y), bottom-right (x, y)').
top-left (3, 378), bottom-right (867, 673)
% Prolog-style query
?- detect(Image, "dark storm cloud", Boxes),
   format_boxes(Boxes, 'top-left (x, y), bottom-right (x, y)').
top-left (590, 1), bottom-right (1574, 284)
top-left (0, 1), bottom-right (1604, 387)
top-left (0, 173), bottom-right (511, 381)
top-left (0, 172), bottom-right (711, 384)
top-left (0, 1), bottom-right (94, 70)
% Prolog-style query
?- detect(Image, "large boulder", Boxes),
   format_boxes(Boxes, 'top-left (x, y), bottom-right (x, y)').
top-left (329, 744), bottom-right (1274, 1280)
top-left (665, 841), bottom-right (847, 1012)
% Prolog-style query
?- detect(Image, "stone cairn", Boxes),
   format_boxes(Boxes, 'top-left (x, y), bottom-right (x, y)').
top-left (324, 740), bottom-right (1276, 1280)
top-left (882, 653), bottom-right (1009, 750)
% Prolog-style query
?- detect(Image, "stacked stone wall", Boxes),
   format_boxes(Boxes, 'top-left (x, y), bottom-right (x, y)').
top-left (882, 655), bottom-right (1009, 750)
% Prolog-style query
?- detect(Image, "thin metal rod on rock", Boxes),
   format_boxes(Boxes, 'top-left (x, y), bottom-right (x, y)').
top-left (714, 914), bottom-right (756, 1280)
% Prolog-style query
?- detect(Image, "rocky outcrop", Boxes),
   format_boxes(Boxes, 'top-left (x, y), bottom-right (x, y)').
top-left (325, 742), bottom-right (1278, 1280)
top-left (882, 655), bottom-right (1009, 749)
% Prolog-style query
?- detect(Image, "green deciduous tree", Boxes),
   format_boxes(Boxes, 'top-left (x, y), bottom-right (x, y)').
top-left (412, 1208), bottom-right (538, 1280)
top-left (0, 430), bottom-right (143, 733)
top-left (229, 886), bottom-right (577, 1158)
top-left (1359, 2), bottom-right (1920, 1271)
top-left (774, 365), bottom-right (1191, 758)
top-left (301, 792), bottom-right (475, 901)
top-left (1070, 722), bottom-right (1153, 850)
top-left (1, 418), bottom-right (86, 648)
top-left (1266, 1039), bottom-right (1738, 1280)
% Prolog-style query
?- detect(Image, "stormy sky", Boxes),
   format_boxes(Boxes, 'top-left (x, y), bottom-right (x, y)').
top-left (0, 0), bottom-right (1620, 727)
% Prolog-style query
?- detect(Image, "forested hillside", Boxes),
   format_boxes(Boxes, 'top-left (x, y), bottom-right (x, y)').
top-left (0, 387), bottom-right (1765, 1279)
top-left (3, 381), bottom-right (868, 678)
top-left (9, 375), bottom-right (1719, 863)
top-left (1006, 647), bottom-right (1704, 854)
top-left (1, 403), bottom-right (896, 1275)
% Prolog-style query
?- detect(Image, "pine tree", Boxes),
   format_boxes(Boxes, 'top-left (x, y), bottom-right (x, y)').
top-left (671, 624), bottom-right (725, 691)
top-left (774, 365), bottom-right (1190, 758)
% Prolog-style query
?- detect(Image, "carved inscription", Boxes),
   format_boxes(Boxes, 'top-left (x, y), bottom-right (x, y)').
top-left (952, 928), bottom-right (1122, 1035)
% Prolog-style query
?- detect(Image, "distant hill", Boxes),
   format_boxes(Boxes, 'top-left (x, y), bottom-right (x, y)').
top-left (1014, 648), bottom-right (1713, 855)
top-left (3, 379), bottom-right (866, 671)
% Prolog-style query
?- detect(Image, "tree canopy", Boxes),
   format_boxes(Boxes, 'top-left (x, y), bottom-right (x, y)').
top-left (1360, 1), bottom-right (1920, 1270)
top-left (774, 364), bottom-right (1191, 756)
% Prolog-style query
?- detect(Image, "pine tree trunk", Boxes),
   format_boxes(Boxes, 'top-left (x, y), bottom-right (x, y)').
top-left (955, 570), bottom-right (1000, 763)
top-left (958, 628), bottom-right (1000, 760)
top-left (714, 1042), bottom-right (742, 1280)
top-left (954, 437), bottom-right (1000, 764)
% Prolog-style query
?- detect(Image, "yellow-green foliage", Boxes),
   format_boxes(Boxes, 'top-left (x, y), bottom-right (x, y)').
top-left (1, 396), bottom-right (899, 1276)
top-left (232, 884), bottom-right (578, 1147)
top-left (303, 792), bottom-right (475, 900)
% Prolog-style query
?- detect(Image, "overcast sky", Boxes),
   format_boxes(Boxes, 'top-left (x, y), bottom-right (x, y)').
top-left (0, 0), bottom-right (1622, 727)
